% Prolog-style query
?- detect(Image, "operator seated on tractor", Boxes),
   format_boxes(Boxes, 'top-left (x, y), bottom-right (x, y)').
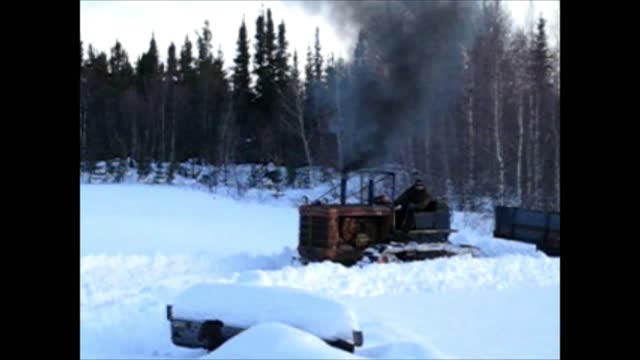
top-left (393, 179), bottom-right (433, 232)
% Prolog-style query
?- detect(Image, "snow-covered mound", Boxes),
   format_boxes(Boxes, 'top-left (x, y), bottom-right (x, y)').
top-left (201, 322), bottom-right (362, 360)
top-left (172, 283), bottom-right (360, 342)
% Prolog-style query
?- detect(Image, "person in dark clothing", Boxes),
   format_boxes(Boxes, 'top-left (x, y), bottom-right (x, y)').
top-left (394, 179), bottom-right (433, 232)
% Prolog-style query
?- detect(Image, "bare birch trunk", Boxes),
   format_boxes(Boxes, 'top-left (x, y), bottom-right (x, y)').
top-left (516, 94), bottom-right (524, 205)
top-left (533, 91), bottom-right (542, 208)
top-left (527, 93), bottom-right (534, 203)
top-left (493, 63), bottom-right (505, 203)
top-left (467, 88), bottom-right (475, 209)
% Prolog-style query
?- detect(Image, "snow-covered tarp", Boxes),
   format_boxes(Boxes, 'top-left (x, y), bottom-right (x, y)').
top-left (172, 283), bottom-right (360, 342)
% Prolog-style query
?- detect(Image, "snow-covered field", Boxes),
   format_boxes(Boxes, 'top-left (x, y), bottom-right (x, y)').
top-left (80, 184), bottom-right (559, 359)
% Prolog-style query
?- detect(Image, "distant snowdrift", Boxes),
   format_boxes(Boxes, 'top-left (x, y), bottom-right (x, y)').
top-left (81, 159), bottom-right (342, 197)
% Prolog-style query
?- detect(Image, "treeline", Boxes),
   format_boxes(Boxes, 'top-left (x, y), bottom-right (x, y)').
top-left (80, 9), bottom-right (334, 173)
top-left (80, 1), bottom-right (560, 211)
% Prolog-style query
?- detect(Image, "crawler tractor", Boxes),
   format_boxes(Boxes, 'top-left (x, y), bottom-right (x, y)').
top-left (296, 170), bottom-right (483, 266)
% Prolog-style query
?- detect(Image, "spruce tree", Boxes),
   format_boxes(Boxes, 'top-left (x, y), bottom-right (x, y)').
top-left (167, 42), bottom-right (178, 164)
top-left (313, 27), bottom-right (323, 82)
top-left (253, 13), bottom-right (266, 99)
top-left (178, 35), bottom-right (198, 160)
top-left (265, 9), bottom-right (277, 75)
top-left (232, 19), bottom-right (252, 163)
top-left (86, 50), bottom-right (110, 162)
top-left (274, 20), bottom-right (291, 165)
top-left (135, 35), bottom-right (162, 162)
top-left (252, 10), bottom-right (279, 162)
top-left (210, 48), bottom-right (230, 164)
top-left (196, 21), bottom-right (214, 162)
top-left (197, 21), bottom-right (214, 68)
top-left (275, 21), bottom-right (290, 92)
top-left (167, 43), bottom-right (178, 77)
top-left (179, 36), bottom-right (195, 83)
top-left (263, 9), bottom-right (278, 162)
top-left (108, 40), bottom-right (133, 158)
top-left (304, 45), bottom-right (316, 133)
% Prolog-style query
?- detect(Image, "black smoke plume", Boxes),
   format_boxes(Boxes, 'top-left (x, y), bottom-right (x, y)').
top-left (288, 1), bottom-right (479, 174)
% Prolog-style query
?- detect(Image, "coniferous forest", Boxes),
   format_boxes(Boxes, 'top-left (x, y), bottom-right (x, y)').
top-left (80, 1), bottom-right (560, 211)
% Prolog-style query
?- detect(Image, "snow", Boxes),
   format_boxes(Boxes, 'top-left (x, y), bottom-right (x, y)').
top-left (346, 286), bottom-right (559, 359)
top-left (450, 211), bottom-right (542, 257)
top-left (223, 255), bottom-right (558, 296)
top-left (80, 184), bottom-right (559, 359)
top-left (201, 322), bottom-right (362, 360)
top-left (171, 283), bottom-right (360, 341)
top-left (80, 184), bottom-right (299, 256)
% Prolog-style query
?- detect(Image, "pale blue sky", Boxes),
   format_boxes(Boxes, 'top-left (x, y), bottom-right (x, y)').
top-left (81, 1), bottom-right (559, 67)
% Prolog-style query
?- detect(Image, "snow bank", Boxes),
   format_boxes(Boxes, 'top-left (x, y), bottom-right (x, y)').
top-left (172, 283), bottom-right (360, 342)
top-left (202, 322), bottom-right (362, 360)
top-left (226, 255), bottom-right (559, 297)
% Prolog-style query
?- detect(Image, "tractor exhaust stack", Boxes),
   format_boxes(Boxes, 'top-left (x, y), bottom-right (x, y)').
top-left (340, 175), bottom-right (347, 205)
